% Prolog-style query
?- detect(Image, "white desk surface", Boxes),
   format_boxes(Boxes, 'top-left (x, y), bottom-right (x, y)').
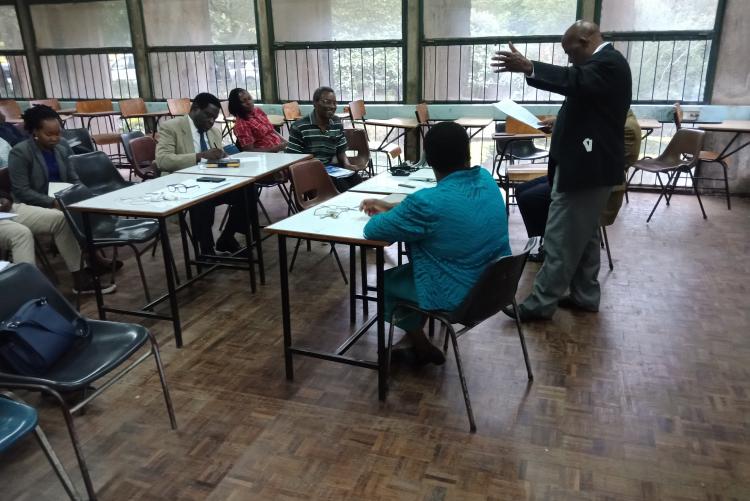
top-left (69, 174), bottom-right (252, 217)
top-left (698, 120), bottom-right (750, 133)
top-left (266, 191), bottom-right (390, 246)
top-left (455, 117), bottom-right (493, 128)
top-left (365, 117), bottom-right (419, 129)
top-left (174, 152), bottom-right (311, 179)
top-left (350, 168), bottom-right (437, 195)
top-left (48, 182), bottom-right (72, 196)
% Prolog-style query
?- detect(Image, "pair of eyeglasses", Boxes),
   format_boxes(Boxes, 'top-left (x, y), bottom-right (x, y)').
top-left (166, 184), bottom-right (198, 193)
top-left (318, 99), bottom-right (337, 106)
top-left (313, 205), bottom-right (357, 219)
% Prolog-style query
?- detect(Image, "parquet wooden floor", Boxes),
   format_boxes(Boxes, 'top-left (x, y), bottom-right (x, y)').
top-left (1, 189), bottom-right (749, 500)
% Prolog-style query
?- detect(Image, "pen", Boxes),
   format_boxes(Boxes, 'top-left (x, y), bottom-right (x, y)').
top-left (398, 183), bottom-right (416, 188)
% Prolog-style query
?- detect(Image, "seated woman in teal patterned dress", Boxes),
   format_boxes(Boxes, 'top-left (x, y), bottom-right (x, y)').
top-left (360, 121), bottom-right (511, 365)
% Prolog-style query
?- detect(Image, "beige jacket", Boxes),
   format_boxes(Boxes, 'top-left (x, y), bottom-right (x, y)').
top-left (155, 115), bottom-right (222, 173)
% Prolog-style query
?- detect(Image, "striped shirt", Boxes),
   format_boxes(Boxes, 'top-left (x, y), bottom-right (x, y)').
top-left (285, 112), bottom-right (347, 164)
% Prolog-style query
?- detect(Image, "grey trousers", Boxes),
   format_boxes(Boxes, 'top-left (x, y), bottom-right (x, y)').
top-left (520, 172), bottom-right (612, 317)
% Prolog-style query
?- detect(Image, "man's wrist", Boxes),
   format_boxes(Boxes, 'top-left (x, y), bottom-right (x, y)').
top-left (525, 61), bottom-right (534, 78)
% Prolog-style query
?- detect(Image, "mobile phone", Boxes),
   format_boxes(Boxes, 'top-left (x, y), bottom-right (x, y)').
top-left (196, 176), bottom-right (226, 182)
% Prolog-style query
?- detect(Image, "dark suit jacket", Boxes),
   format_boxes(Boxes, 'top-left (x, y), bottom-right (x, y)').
top-left (8, 138), bottom-right (79, 207)
top-left (527, 44), bottom-right (632, 193)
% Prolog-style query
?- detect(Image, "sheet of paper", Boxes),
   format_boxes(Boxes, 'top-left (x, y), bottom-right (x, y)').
top-left (493, 98), bottom-right (541, 131)
top-left (0, 212), bottom-right (17, 220)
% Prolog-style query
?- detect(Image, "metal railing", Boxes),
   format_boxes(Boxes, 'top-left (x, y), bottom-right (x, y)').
top-left (275, 42), bottom-right (403, 103)
top-left (149, 47), bottom-right (261, 100)
top-left (0, 53), bottom-right (33, 99)
top-left (40, 51), bottom-right (138, 100)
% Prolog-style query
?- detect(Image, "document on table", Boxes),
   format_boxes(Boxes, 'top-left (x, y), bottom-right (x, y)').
top-left (325, 165), bottom-right (356, 178)
top-left (0, 212), bottom-right (17, 220)
top-left (493, 98), bottom-right (541, 131)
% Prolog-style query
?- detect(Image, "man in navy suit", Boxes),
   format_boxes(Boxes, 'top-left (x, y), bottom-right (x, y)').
top-left (492, 20), bottom-right (632, 320)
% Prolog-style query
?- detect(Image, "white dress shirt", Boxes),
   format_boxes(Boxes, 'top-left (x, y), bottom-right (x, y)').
top-left (187, 116), bottom-right (204, 153)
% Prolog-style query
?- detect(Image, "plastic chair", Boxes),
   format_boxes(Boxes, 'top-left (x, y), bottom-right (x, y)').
top-left (167, 98), bottom-right (191, 116)
top-left (348, 99), bottom-right (403, 170)
top-left (0, 99), bottom-right (23, 122)
top-left (343, 128), bottom-right (374, 177)
top-left (129, 136), bottom-right (160, 180)
top-left (30, 98), bottom-right (75, 124)
top-left (287, 159), bottom-right (347, 283)
top-left (673, 103), bottom-right (731, 209)
top-left (0, 394), bottom-right (83, 499)
top-left (61, 128), bottom-right (95, 154)
top-left (120, 130), bottom-right (144, 180)
top-left (0, 263), bottom-right (177, 500)
top-left (628, 128), bottom-right (706, 222)
top-left (74, 100), bottom-right (121, 148)
top-left (70, 151), bottom-right (131, 194)
top-left (388, 238), bottom-right (537, 432)
top-left (282, 101), bottom-right (302, 126)
top-left (55, 184), bottom-right (161, 304)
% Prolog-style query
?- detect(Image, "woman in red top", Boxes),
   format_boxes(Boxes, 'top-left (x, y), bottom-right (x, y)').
top-left (228, 88), bottom-right (288, 152)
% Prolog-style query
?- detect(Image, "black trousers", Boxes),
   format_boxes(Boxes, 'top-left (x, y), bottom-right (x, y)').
top-left (516, 176), bottom-right (552, 238)
top-left (189, 189), bottom-right (248, 254)
top-left (331, 172), bottom-right (363, 192)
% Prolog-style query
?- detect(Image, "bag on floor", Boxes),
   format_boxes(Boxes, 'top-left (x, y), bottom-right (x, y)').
top-left (0, 297), bottom-right (89, 375)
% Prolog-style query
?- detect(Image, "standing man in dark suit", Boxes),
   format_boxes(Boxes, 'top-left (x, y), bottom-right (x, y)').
top-left (491, 20), bottom-right (632, 320)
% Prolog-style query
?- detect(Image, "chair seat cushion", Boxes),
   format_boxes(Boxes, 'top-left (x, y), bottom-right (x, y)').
top-left (368, 141), bottom-right (401, 157)
top-left (18, 320), bottom-right (149, 391)
top-left (0, 398), bottom-right (38, 453)
top-left (631, 157), bottom-right (687, 173)
top-left (699, 150), bottom-right (721, 161)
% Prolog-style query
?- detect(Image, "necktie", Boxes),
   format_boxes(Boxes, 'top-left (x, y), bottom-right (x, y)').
top-left (199, 131), bottom-right (208, 152)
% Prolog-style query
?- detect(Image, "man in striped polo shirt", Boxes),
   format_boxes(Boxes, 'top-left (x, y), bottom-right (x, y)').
top-left (286, 86), bottom-right (361, 191)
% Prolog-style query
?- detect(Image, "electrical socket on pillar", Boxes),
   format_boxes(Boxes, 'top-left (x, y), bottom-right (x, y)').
top-left (683, 108), bottom-right (701, 121)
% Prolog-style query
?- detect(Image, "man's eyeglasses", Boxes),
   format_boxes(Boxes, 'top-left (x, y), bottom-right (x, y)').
top-left (318, 99), bottom-right (337, 106)
top-left (166, 183), bottom-right (199, 193)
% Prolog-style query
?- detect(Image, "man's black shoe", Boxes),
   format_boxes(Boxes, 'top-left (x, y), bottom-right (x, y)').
top-left (501, 305), bottom-right (550, 322)
top-left (216, 234), bottom-right (241, 254)
top-left (557, 296), bottom-right (598, 313)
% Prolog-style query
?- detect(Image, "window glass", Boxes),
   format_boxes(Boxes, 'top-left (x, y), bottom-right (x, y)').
top-left (423, 0), bottom-right (577, 38)
top-left (273, 0), bottom-right (402, 42)
top-left (600, 0), bottom-right (719, 32)
top-left (31, 1), bottom-right (132, 49)
top-left (0, 6), bottom-right (23, 50)
top-left (142, 0), bottom-right (257, 46)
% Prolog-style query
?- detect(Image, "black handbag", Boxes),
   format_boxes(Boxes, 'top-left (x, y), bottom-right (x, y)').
top-left (0, 297), bottom-right (89, 376)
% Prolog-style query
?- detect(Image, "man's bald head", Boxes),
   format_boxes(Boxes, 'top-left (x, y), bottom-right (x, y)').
top-left (561, 20), bottom-right (604, 66)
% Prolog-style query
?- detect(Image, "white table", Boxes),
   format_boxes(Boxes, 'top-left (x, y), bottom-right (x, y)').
top-left (266, 191), bottom-right (392, 401)
top-left (349, 168), bottom-right (436, 195)
top-left (70, 174), bottom-right (256, 347)
top-left (174, 152), bottom-right (311, 284)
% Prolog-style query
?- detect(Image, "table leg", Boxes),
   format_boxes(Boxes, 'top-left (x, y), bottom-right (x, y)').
top-left (158, 217), bottom-right (183, 348)
top-left (81, 213), bottom-right (105, 320)
top-left (248, 183), bottom-right (265, 285)
top-left (278, 235), bottom-right (293, 380)
top-left (349, 244), bottom-right (356, 324)
top-left (242, 186), bottom-right (258, 293)
top-left (177, 212), bottom-right (193, 281)
top-left (360, 246), bottom-right (369, 317)
top-left (376, 247), bottom-right (387, 401)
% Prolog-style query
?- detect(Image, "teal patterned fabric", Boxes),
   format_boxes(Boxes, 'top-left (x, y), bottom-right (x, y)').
top-left (364, 166), bottom-right (511, 311)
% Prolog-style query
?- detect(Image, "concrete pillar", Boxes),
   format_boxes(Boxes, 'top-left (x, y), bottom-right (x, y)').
top-left (14, 0), bottom-right (45, 98)
top-left (125, 0), bottom-right (152, 99)
top-left (578, 0), bottom-right (598, 22)
top-left (256, 0), bottom-right (277, 102)
top-left (403, 0), bottom-right (422, 160)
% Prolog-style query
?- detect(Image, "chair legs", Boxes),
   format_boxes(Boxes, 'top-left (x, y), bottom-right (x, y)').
top-left (289, 239), bottom-right (347, 284)
top-left (687, 168), bottom-right (707, 219)
top-left (512, 299), bottom-right (534, 382)
top-left (445, 323), bottom-right (477, 433)
top-left (147, 331), bottom-right (178, 430)
top-left (33, 425), bottom-right (82, 500)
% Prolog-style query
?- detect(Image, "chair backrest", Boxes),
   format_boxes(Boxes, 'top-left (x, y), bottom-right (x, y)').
top-left (343, 128), bottom-right (370, 170)
top-left (449, 238), bottom-right (537, 326)
top-left (129, 136), bottom-right (159, 179)
top-left (0, 168), bottom-right (10, 192)
top-left (348, 99), bottom-right (366, 121)
top-left (282, 101), bottom-right (302, 121)
top-left (29, 99), bottom-right (61, 111)
top-left (70, 151), bottom-right (130, 193)
top-left (506, 116), bottom-right (539, 134)
top-left (60, 128), bottom-right (95, 153)
top-left (288, 159), bottom-right (339, 210)
top-left (672, 102), bottom-right (683, 130)
top-left (0, 263), bottom-right (78, 324)
top-left (167, 98), bottom-right (191, 116)
top-left (220, 100), bottom-right (231, 119)
top-left (75, 99), bottom-right (113, 113)
top-left (656, 128), bottom-right (704, 168)
top-left (414, 103), bottom-right (429, 124)
top-left (118, 98), bottom-right (147, 117)
top-left (0, 100), bottom-right (22, 121)
top-left (120, 130), bottom-right (145, 164)
top-left (55, 184), bottom-right (117, 244)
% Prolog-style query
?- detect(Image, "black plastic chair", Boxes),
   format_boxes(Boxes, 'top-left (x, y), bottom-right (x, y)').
top-left (60, 128), bottom-right (95, 155)
top-left (494, 122), bottom-right (549, 165)
top-left (0, 394), bottom-right (80, 500)
top-left (388, 238), bottom-right (537, 432)
top-left (70, 151), bottom-right (131, 195)
top-left (55, 184), bottom-right (160, 304)
top-left (0, 263), bottom-right (177, 500)
top-left (120, 130), bottom-right (145, 181)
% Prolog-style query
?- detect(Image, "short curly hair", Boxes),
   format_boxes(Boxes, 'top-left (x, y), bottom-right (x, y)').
top-left (21, 105), bottom-right (61, 134)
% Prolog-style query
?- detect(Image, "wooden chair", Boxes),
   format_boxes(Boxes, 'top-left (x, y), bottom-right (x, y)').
top-left (29, 99), bottom-right (75, 123)
top-left (343, 128), bottom-right (374, 177)
top-left (673, 102), bottom-right (731, 209)
top-left (0, 100), bottom-right (23, 123)
top-left (348, 99), bottom-right (403, 171)
top-left (282, 101), bottom-right (302, 132)
top-left (166, 98), bottom-right (191, 116)
top-left (414, 102), bottom-right (433, 141)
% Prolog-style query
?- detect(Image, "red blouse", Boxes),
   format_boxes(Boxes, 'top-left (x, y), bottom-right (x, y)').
top-left (233, 108), bottom-right (282, 149)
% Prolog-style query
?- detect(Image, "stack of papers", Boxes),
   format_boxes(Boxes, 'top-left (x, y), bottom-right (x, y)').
top-left (325, 166), bottom-right (355, 178)
top-left (493, 99), bottom-right (542, 131)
